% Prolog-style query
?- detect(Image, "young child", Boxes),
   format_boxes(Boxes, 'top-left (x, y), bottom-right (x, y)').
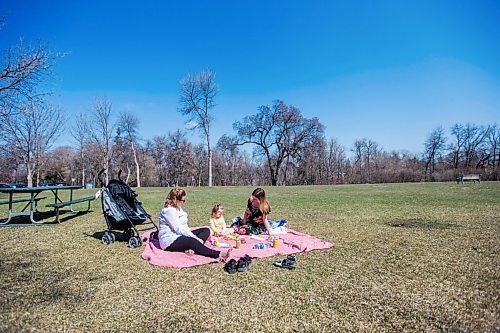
top-left (232, 188), bottom-right (272, 235)
top-left (209, 203), bottom-right (232, 236)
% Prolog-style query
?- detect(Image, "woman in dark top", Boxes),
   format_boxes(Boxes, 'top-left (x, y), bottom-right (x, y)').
top-left (233, 188), bottom-right (272, 235)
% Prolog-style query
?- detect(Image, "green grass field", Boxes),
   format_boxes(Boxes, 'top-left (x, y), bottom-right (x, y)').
top-left (0, 182), bottom-right (499, 332)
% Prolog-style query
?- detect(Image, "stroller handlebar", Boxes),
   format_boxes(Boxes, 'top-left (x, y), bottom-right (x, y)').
top-left (98, 169), bottom-right (106, 188)
top-left (98, 169), bottom-right (126, 188)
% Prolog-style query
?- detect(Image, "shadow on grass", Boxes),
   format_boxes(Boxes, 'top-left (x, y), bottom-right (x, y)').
top-left (86, 228), bottom-right (158, 246)
top-left (387, 219), bottom-right (454, 229)
top-left (85, 230), bottom-right (131, 243)
top-left (0, 210), bottom-right (92, 226)
top-left (0, 252), bottom-right (95, 311)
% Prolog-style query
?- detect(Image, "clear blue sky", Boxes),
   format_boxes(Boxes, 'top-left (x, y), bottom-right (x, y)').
top-left (1, 0), bottom-right (499, 154)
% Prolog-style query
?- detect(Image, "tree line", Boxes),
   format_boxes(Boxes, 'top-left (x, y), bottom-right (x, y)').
top-left (1, 16), bottom-right (499, 187)
top-left (2, 93), bottom-right (498, 187)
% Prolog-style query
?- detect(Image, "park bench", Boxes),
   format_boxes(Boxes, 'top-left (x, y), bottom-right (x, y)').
top-left (456, 174), bottom-right (481, 184)
top-left (46, 196), bottom-right (96, 223)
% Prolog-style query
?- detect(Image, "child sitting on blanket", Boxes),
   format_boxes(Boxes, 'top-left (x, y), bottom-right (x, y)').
top-left (209, 203), bottom-right (233, 236)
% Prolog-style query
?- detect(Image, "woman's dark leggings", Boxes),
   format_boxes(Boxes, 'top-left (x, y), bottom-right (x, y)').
top-left (165, 228), bottom-right (220, 259)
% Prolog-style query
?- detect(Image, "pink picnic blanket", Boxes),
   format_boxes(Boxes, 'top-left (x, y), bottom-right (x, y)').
top-left (140, 228), bottom-right (335, 268)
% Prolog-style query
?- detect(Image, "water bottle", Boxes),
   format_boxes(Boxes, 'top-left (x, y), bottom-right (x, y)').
top-left (253, 242), bottom-right (273, 249)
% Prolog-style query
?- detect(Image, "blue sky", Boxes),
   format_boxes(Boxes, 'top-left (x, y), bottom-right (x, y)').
top-left (1, 0), bottom-right (499, 154)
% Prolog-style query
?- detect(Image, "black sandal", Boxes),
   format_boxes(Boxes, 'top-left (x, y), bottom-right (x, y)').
top-left (237, 255), bottom-right (252, 272)
top-left (273, 255), bottom-right (296, 270)
top-left (224, 259), bottom-right (238, 274)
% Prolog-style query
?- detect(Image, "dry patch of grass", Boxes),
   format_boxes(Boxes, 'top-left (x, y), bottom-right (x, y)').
top-left (0, 182), bottom-right (499, 332)
top-left (387, 219), bottom-right (453, 229)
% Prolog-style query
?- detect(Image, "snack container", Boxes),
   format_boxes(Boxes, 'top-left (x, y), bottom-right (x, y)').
top-left (236, 239), bottom-right (242, 249)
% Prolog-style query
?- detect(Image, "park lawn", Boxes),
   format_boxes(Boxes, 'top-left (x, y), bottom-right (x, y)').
top-left (0, 182), bottom-right (499, 332)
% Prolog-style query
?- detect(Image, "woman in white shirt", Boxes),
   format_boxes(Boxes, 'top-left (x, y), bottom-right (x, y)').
top-left (158, 188), bottom-right (231, 259)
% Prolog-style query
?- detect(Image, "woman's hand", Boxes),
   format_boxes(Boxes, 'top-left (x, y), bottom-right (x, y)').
top-left (263, 216), bottom-right (271, 234)
top-left (243, 210), bottom-right (251, 223)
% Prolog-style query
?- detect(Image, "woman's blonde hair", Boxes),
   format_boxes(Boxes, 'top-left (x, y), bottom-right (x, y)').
top-left (211, 203), bottom-right (224, 217)
top-left (164, 188), bottom-right (186, 208)
top-left (252, 187), bottom-right (271, 215)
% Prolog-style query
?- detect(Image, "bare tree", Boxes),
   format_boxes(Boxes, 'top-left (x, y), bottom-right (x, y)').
top-left (352, 139), bottom-right (364, 167)
top-left (486, 124), bottom-right (500, 169)
top-left (294, 136), bottom-right (328, 185)
top-left (0, 15), bottom-right (62, 186)
top-left (192, 144), bottom-right (208, 187)
top-left (1, 15), bottom-right (57, 117)
top-left (423, 127), bottom-right (447, 175)
top-left (327, 138), bottom-right (347, 183)
top-left (364, 139), bottom-right (380, 181)
top-left (112, 127), bottom-right (132, 182)
top-left (364, 139), bottom-right (379, 170)
top-left (349, 138), bottom-right (381, 183)
top-left (233, 100), bottom-right (324, 186)
top-left (0, 102), bottom-right (63, 186)
top-left (449, 124), bottom-right (465, 169)
top-left (147, 136), bottom-right (169, 187)
top-left (118, 111), bottom-right (142, 187)
top-left (165, 130), bottom-right (194, 186)
top-left (351, 139), bottom-right (365, 182)
top-left (84, 140), bottom-right (105, 187)
top-left (178, 69), bottom-right (218, 187)
top-left (0, 148), bottom-right (18, 182)
top-left (462, 123), bottom-right (488, 169)
top-left (216, 135), bottom-right (241, 186)
top-left (90, 98), bottom-right (114, 185)
top-left (43, 146), bottom-right (74, 183)
top-left (71, 112), bottom-right (89, 187)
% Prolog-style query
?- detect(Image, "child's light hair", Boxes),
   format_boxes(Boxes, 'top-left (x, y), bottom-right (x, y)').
top-left (211, 203), bottom-right (224, 217)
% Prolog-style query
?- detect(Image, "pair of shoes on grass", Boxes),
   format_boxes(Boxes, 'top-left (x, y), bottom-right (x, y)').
top-left (224, 255), bottom-right (252, 274)
top-left (273, 254), bottom-right (296, 270)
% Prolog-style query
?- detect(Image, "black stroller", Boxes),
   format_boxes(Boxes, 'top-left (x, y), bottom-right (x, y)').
top-left (98, 170), bottom-right (158, 248)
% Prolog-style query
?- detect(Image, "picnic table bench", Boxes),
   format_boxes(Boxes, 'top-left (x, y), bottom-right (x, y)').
top-left (0, 196), bottom-right (46, 206)
top-left (456, 174), bottom-right (481, 184)
top-left (0, 185), bottom-right (95, 226)
top-left (46, 195), bottom-right (96, 223)
top-left (0, 191), bottom-right (49, 225)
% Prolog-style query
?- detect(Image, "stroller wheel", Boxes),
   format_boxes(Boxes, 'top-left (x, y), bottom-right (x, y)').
top-left (125, 228), bottom-right (135, 239)
top-left (101, 232), bottom-right (113, 245)
top-left (109, 232), bottom-right (116, 243)
top-left (128, 236), bottom-right (142, 249)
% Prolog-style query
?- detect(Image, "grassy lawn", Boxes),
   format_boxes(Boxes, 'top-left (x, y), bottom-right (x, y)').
top-left (0, 182), bottom-right (499, 332)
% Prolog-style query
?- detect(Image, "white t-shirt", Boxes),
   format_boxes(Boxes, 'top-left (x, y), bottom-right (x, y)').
top-left (158, 206), bottom-right (197, 250)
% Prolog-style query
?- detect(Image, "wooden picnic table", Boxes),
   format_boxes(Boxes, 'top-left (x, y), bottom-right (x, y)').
top-left (0, 185), bottom-right (94, 226)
